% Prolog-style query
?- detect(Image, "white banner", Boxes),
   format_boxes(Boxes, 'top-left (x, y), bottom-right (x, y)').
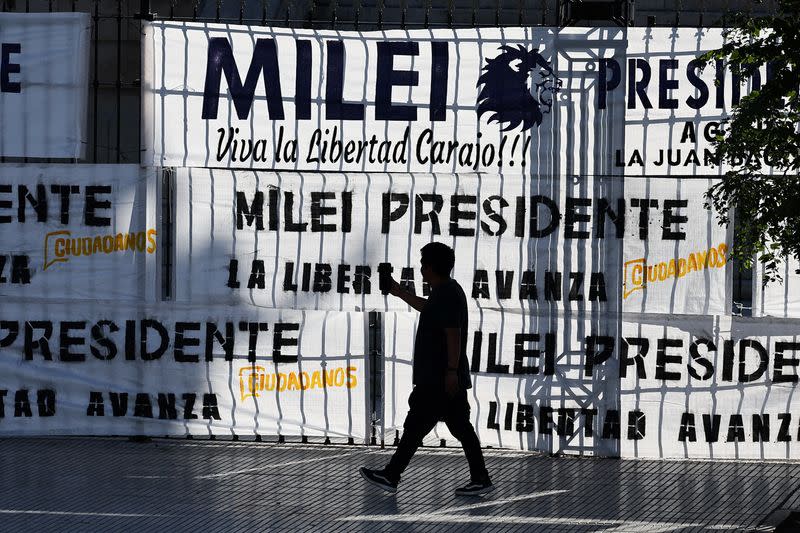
top-left (0, 165), bottom-right (158, 302)
top-left (622, 177), bottom-right (731, 315)
top-left (621, 28), bottom-right (772, 177)
top-left (383, 310), bottom-right (619, 456)
top-left (143, 23), bottom-right (560, 173)
top-left (0, 13), bottom-right (89, 159)
top-left (0, 303), bottom-right (367, 439)
top-left (174, 168), bottom-right (624, 313)
top-left (753, 257), bottom-right (800, 318)
top-left (621, 315), bottom-right (800, 459)
top-left (144, 23), bottom-right (768, 176)
top-left (384, 310), bottom-right (800, 458)
top-left (175, 168), bottom-right (728, 315)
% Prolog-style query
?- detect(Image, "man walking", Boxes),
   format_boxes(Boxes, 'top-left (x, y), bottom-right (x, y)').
top-left (360, 242), bottom-right (494, 496)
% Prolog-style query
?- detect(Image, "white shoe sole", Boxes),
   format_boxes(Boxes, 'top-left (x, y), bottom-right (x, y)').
top-left (360, 468), bottom-right (398, 494)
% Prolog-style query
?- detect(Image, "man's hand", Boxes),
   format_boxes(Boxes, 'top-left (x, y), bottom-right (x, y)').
top-left (445, 371), bottom-right (459, 397)
top-left (387, 276), bottom-right (402, 297)
top-left (386, 275), bottom-right (428, 312)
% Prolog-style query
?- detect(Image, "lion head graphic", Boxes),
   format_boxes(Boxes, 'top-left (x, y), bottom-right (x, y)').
top-left (476, 45), bottom-right (561, 131)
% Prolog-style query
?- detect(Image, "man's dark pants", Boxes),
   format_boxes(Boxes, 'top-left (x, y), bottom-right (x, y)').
top-left (384, 386), bottom-right (490, 483)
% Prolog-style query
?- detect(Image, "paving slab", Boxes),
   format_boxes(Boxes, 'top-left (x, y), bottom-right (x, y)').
top-left (0, 437), bottom-right (798, 532)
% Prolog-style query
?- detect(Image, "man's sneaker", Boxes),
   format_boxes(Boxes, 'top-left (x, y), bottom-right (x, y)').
top-left (359, 467), bottom-right (398, 493)
top-left (455, 479), bottom-right (495, 496)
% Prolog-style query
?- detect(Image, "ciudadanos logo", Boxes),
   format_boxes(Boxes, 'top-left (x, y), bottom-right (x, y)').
top-left (477, 45), bottom-right (561, 131)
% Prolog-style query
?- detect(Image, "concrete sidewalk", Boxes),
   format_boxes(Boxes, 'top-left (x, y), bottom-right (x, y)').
top-left (0, 437), bottom-right (798, 532)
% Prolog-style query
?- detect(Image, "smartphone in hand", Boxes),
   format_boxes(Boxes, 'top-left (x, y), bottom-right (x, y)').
top-left (378, 263), bottom-right (393, 295)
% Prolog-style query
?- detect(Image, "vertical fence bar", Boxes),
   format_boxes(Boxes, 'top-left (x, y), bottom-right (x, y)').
top-left (49, 0), bottom-right (62, 162)
top-left (92, 0), bottom-right (99, 162)
top-left (46, 0), bottom-right (54, 162)
top-left (22, 0), bottom-right (28, 162)
top-left (116, 0), bottom-right (122, 163)
top-left (447, 0), bottom-right (453, 28)
top-left (161, 168), bottom-right (174, 301)
top-left (72, 0), bottom-right (76, 163)
top-left (1, 0), bottom-right (4, 164)
top-left (471, 0), bottom-right (477, 27)
top-left (368, 311), bottom-right (383, 446)
top-left (306, 0), bottom-right (315, 27)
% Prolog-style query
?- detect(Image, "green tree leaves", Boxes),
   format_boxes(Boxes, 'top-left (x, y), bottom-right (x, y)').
top-left (700, 0), bottom-right (800, 284)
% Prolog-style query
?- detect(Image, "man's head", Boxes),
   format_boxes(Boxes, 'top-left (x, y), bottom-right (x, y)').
top-left (420, 242), bottom-right (455, 284)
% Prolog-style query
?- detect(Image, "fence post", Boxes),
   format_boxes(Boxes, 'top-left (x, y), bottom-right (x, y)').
top-left (161, 168), bottom-right (175, 301)
top-left (368, 311), bottom-right (384, 446)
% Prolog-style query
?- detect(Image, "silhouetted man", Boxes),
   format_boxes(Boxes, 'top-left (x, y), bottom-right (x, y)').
top-left (360, 242), bottom-right (494, 496)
